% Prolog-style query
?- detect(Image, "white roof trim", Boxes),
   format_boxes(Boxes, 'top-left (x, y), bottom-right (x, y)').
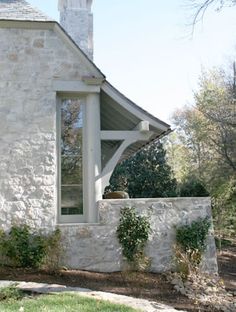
top-left (53, 80), bottom-right (100, 93)
top-left (0, 19), bottom-right (54, 29)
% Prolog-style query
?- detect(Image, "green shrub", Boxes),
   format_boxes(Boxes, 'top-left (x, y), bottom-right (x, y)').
top-left (0, 225), bottom-right (61, 269)
top-left (175, 217), bottom-right (211, 266)
top-left (176, 217), bottom-right (211, 253)
top-left (1, 225), bottom-right (46, 268)
top-left (117, 207), bottom-right (151, 270)
top-left (0, 285), bottom-right (24, 302)
top-left (178, 177), bottom-right (209, 197)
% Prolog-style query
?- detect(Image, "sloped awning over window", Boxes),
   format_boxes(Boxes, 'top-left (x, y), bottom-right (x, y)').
top-left (100, 81), bottom-right (171, 169)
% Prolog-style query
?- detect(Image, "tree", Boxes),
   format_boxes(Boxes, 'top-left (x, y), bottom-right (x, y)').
top-left (195, 68), bottom-right (236, 173)
top-left (189, 0), bottom-right (236, 25)
top-left (106, 142), bottom-right (177, 198)
top-left (170, 64), bottom-right (236, 234)
top-left (171, 66), bottom-right (236, 189)
top-left (212, 177), bottom-right (236, 237)
top-left (164, 126), bottom-right (209, 197)
top-left (178, 175), bottom-right (209, 197)
top-left (163, 132), bottom-right (192, 183)
top-left (170, 107), bottom-right (217, 189)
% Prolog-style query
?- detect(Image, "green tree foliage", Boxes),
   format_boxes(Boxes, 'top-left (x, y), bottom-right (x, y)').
top-left (164, 133), bottom-right (209, 197)
top-left (163, 132), bottom-right (192, 183)
top-left (171, 106), bottom-right (216, 185)
top-left (106, 142), bottom-right (177, 198)
top-left (212, 177), bottom-right (236, 237)
top-left (178, 176), bottom-right (209, 197)
top-left (171, 67), bottom-right (236, 186)
top-left (195, 68), bottom-right (236, 173)
top-left (168, 64), bottom-right (236, 234)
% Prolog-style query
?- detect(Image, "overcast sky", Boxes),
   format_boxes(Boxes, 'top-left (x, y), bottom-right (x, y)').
top-left (27, 0), bottom-right (236, 125)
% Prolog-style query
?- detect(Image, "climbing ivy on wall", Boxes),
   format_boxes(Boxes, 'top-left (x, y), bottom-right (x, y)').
top-left (117, 207), bottom-right (151, 270)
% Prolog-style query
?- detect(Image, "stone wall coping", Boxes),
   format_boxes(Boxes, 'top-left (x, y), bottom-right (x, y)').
top-left (57, 223), bottom-right (100, 227)
top-left (99, 197), bottom-right (211, 203)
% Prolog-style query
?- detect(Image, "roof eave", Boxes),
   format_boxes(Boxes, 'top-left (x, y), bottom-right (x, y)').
top-left (101, 80), bottom-right (171, 133)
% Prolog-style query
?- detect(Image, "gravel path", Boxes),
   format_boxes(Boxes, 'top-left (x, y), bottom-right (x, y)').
top-left (0, 280), bottom-right (186, 312)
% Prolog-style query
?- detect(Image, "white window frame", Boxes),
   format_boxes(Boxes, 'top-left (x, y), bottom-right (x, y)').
top-left (57, 96), bottom-right (86, 224)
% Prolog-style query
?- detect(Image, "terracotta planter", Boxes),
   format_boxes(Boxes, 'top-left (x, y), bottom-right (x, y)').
top-left (104, 191), bottom-right (129, 199)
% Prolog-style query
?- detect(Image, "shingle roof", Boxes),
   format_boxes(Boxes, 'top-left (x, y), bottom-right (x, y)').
top-left (0, 0), bottom-right (53, 21)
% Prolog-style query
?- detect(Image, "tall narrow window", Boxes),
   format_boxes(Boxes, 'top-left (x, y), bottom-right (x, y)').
top-left (60, 99), bottom-right (84, 222)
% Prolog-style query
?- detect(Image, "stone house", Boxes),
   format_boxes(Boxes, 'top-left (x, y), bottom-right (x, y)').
top-left (0, 0), bottom-right (217, 272)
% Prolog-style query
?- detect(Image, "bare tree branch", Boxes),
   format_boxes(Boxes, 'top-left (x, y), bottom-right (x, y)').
top-left (192, 0), bottom-right (217, 26)
top-left (190, 0), bottom-right (236, 30)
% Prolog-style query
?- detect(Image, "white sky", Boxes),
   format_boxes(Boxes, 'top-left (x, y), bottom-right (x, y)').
top-left (27, 0), bottom-right (236, 125)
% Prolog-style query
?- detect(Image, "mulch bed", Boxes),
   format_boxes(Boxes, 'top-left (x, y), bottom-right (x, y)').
top-left (0, 245), bottom-right (235, 312)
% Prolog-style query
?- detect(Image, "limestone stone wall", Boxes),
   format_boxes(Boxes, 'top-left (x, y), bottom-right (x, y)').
top-left (0, 27), bottom-right (91, 231)
top-left (59, 198), bottom-right (218, 273)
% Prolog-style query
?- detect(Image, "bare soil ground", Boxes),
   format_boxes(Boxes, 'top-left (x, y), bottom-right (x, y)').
top-left (0, 244), bottom-right (235, 312)
top-left (217, 245), bottom-right (236, 293)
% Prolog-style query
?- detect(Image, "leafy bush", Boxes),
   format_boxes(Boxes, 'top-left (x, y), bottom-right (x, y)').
top-left (174, 217), bottom-right (211, 277)
top-left (0, 285), bottom-right (24, 302)
top-left (178, 177), bottom-right (209, 197)
top-left (0, 225), bottom-right (61, 269)
top-left (0, 225), bottom-right (46, 268)
top-left (117, 207), bottom-right (151, 270)
top-left (176, 217), bottom-right (211, 254)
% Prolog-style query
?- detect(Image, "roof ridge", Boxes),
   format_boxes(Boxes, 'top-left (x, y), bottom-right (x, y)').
top-left (0, 0), bottom-right (54, 21)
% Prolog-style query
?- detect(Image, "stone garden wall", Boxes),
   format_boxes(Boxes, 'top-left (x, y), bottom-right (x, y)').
top-left (59, 197), bottom-right (218, 273)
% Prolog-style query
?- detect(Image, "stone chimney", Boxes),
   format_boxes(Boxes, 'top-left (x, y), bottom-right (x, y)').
top-left (58, 0), bottom-right (93, 60)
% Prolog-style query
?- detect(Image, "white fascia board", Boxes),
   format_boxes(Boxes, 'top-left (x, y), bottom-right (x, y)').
top-left (53, 80), bottom-right (100, 93)
top-left (0, 20), bottom-right (55, 30)
top-left (82, 76), bottom-right (105, 85)
top-left (101, 81), bottom-right (170, 133)
top-left (101, 130), bottom-right (154, 141)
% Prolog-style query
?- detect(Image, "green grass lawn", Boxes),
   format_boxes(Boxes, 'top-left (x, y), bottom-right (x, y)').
top-left (0, 292), bottom-right (139, 312)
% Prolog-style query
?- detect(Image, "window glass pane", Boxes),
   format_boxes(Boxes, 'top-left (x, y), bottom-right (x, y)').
top-left (61, 99), bottom-right (83, 216)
